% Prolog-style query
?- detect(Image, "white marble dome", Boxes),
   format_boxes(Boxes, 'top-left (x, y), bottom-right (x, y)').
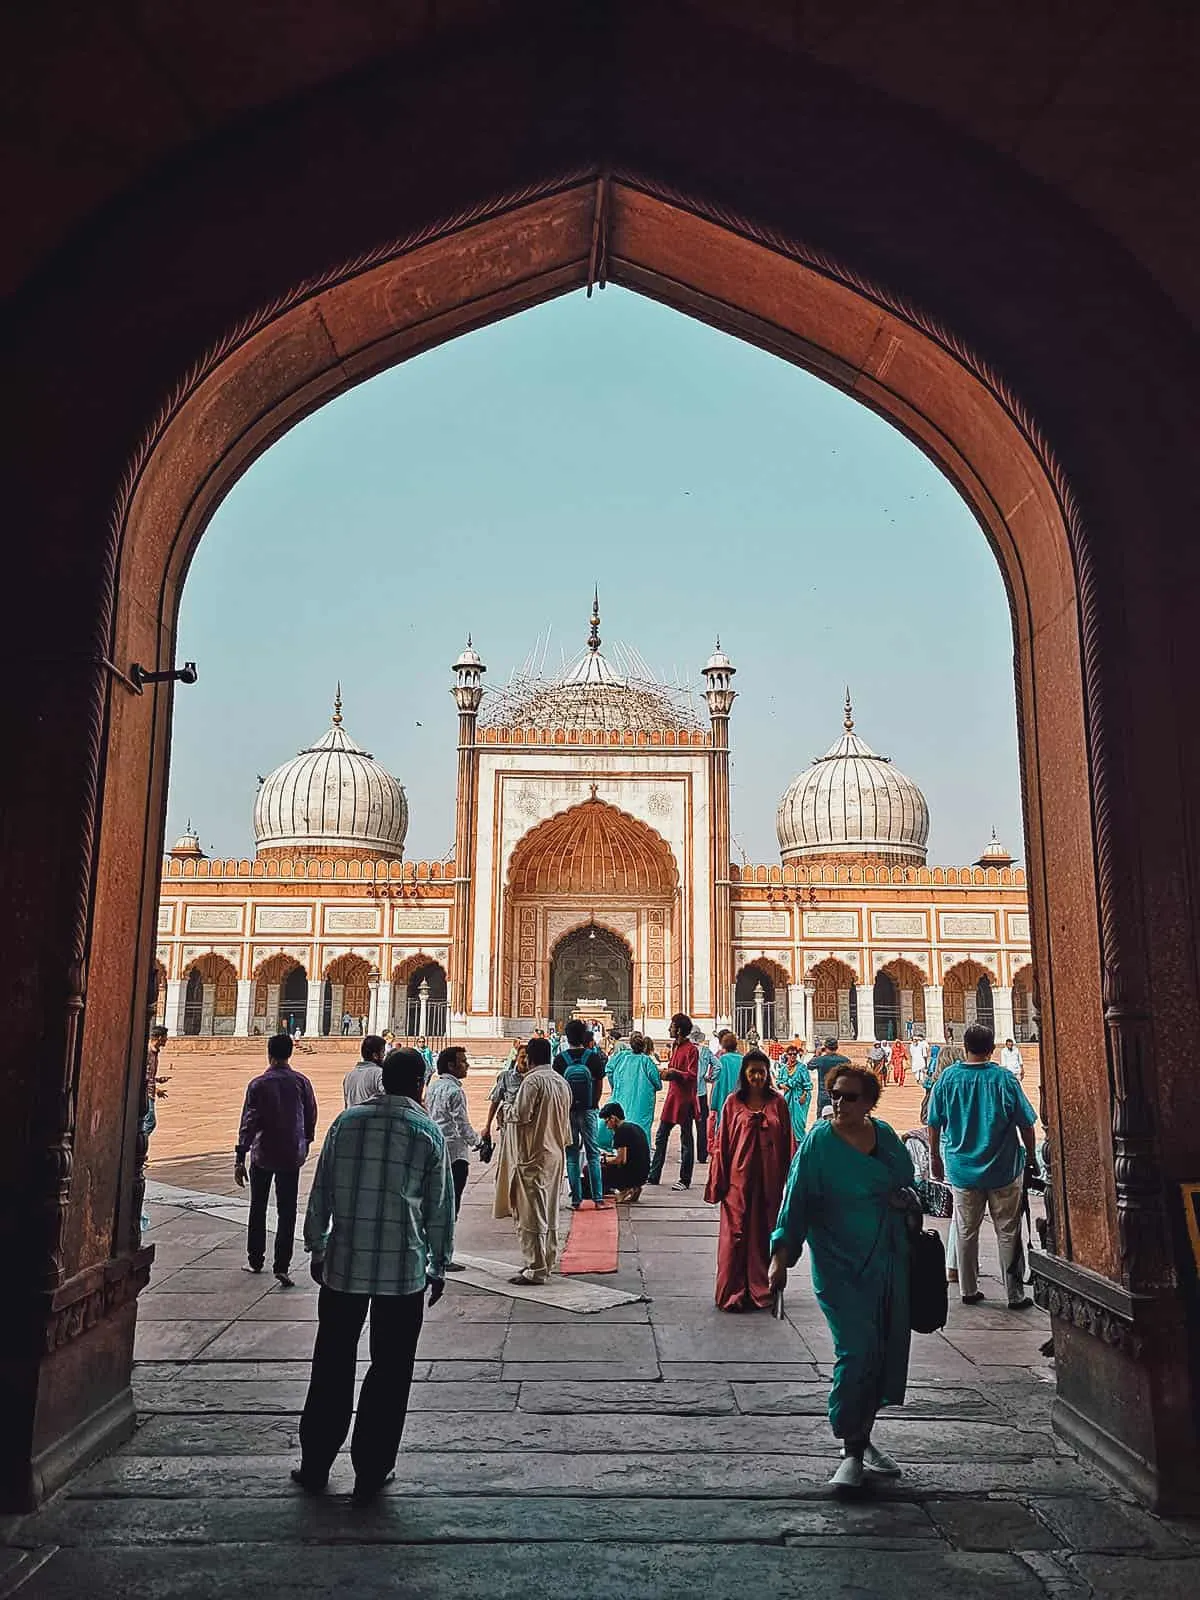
top-left (776, 696), bottom-right (929, 865)
top-left (253, 692), bottom-right (407, 858)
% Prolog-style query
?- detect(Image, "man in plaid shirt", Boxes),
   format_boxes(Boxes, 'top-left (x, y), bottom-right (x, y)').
top-left (294, 1048), bottom-right (454, 1506)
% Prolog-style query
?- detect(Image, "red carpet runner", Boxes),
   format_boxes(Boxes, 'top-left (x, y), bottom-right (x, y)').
top-left (559, 1199), bottom-right (620, 1274)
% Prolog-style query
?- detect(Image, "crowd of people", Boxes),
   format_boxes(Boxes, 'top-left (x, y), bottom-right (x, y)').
top-left (160, 1004), bottom-right (1043, 1503)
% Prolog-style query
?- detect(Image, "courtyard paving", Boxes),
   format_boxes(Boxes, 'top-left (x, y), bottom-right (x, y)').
top-left (2, 1053), bottom-right (1198, 1597)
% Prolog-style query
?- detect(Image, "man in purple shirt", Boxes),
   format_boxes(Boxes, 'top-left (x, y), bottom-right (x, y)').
top-left (235, 1033), bottom-right (318, 1287)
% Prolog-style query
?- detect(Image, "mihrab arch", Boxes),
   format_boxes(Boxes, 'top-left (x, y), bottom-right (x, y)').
top-left (3, 7), bottom-right (1199, 1512)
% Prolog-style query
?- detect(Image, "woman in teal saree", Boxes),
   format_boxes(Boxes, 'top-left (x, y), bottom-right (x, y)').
top-left (769, 1063), bottom-right (915, 1491)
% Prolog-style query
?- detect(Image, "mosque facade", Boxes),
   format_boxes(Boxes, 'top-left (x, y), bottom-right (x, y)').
top-left (156, 599), bottom-right (1035, 1048)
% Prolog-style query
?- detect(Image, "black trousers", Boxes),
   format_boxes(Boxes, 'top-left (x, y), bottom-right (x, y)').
top-left (649, 1111), bottom-right (695, 1188)
top-left (451, 1158), bottom-right (469, 1217)
top-left (299, 1284), bottom-right (425, 1485)
top-left (696, 1097), bottom-right (710, 1163)
top-left (247, 1165), bottom-right (299, 1273)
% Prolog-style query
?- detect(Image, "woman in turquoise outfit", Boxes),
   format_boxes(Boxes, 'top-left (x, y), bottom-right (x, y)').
top-left (775, 1043), bottom-right (811, 1146)
top-left (707, 1030), bottom-right (744, 1132)
top-left (605, 1032), bottom-right (663, 1144)
top-left (769, 1063), bottom-right (916, 1491)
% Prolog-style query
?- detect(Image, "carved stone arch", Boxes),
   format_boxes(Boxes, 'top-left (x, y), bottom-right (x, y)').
top-left (507, 798), bottom-right (678, 898)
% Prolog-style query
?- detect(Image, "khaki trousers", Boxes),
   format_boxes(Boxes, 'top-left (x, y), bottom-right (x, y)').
top-left (514, 1158), bottom-right (564, 1281)
top-left (952, 1176), bottom-right (1027, 1305)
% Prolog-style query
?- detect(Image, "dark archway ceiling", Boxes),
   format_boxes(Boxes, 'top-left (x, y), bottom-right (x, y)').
top-left (3, 1), bottom-right (1198, 319)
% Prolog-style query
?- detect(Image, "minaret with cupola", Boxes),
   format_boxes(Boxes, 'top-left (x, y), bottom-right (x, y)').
top-left (450, 638), bottom-right (486, 1022)
top-left (703, 639), bottom-right (737, 1026)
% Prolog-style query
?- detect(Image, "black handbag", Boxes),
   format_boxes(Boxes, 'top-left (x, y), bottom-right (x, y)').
top-left (908, 1220), bottom-right (949, 1333)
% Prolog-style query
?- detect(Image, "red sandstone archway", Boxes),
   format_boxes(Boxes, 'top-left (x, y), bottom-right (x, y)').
top-left (503, 800), bottom-right (678, 1022)
top-left (6, 16), bottom-right (1199, 1511)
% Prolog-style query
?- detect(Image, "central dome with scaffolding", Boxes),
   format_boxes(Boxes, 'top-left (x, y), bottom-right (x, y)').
top-left (477, 593), bottom-right (704, 734)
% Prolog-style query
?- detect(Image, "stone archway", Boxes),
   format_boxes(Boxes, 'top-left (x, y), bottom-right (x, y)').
top-left (321, 953), bottom-right (372, 1037)
top-left (179, 953), bottom-right (237, 1038)
top-left (943, 959), bottom-right (1000, 1044)
top-left (4, 14), bottom-right (1199, 1511)
top-left (505, 799), bottom-right (678, 1026)
top-left (734, 958), bottom-right (791, 1043)
top-left (549, 925), bottom-right (634, 1035)
top-left (806, 958), bottom-right (859, 1044)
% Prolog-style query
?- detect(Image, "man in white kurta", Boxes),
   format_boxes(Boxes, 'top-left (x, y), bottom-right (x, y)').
top-left (495, 1036), bottom-right (571, 1284)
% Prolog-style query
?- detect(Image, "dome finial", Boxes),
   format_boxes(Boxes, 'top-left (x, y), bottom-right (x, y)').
top-left (844, 687), bottom-right (854, 731)
top-left (588, 587), bottom-right (601, 654)
top-left (332, 683), bottom-right (343, 726)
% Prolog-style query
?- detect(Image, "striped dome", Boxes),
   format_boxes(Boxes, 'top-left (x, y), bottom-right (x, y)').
top-left (253, 692), bottom-right (407, 858)
top-left (776, 696), bottom-right (929, 865)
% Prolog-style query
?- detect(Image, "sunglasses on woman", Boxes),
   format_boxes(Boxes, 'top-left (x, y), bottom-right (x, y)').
top-left (829, 1088), bottom-right (860, 1102)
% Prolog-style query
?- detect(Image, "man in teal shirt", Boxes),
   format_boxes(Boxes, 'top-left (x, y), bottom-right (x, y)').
top-left (926, 1021), bottom-right (1039, 1309)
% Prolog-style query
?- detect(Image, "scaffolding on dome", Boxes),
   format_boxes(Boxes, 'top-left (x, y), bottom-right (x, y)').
top-left (478, 629), bottom-right (704, 734)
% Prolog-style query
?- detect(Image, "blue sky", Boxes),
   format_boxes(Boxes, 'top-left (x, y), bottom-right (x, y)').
top-left (168, 287), bottom-right (1022, 867)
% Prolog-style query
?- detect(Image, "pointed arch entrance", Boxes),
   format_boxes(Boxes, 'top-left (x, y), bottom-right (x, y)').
top-left (6, 22), bottom-right (1200, 1506)
top-left (505, 798), bottom-right (678, 1028)
top-left (549, 925), bottom-right (634, 1035)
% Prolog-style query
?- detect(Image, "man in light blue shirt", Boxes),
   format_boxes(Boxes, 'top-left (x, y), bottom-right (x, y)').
top-left (927, 1021), bottom-right (1039, 1310)
top-left (296, 1049), bottom-right (454, 1505)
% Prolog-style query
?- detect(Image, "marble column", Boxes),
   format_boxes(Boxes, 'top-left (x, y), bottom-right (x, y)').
top-left (199, 983), bottom-right (216, 1036)
top-left (924, 985), bottom-right (945, 1042)
top-left (992, 985), bottom-right (1015, 1044)
top-left (856, 986), bottom-right (876, 1043)
top-left (266, 982), bottom-right (280, 1033)
top-left (305, 983), bottom-right (322, 1039)
top-left (789, 985), bottom-right (806, 1039)
top-left (233, 979), bottom-right (253, 1037)
top-left (164, 979), bottom-right (187, 1036)
top-left (375, 978), bottom-right (392, 1035)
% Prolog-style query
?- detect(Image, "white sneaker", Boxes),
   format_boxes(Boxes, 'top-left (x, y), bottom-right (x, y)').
top-left (862, 1442), bottom-right (901, 1476)
top-left (830, 1454), bottom-right (865, 1491)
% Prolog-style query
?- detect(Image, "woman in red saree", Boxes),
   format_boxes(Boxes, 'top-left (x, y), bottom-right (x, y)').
top-left (889, 1038), bottom-right (908, 1088)
top-left (705, 1050), bottom-right (792, 1311)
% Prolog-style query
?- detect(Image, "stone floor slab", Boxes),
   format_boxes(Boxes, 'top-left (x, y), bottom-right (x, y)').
top-left (732, 1381), bottom-right (999, 1418)
top-left (133, 1321), bottom-right (231, 1362)
top-left (501, 1359), bottom-right (661, 1382)
top-left (660, 1361), bottom-right (820, 1382)
top-left (1032, 1495), bottom-right (1189, 1553)
top-left (925, 1499), bottom-right (1059, 1550)
top-left (1068, 1554), bottom-right (1200, 1598)
top-left (71, 1449), bottom-right (1103, 1500)
top-left (5, 1494), bottom-right (939, 1549)
top-left (196, 1321), bottom-right (320, 1360)
top-left (417, 1322), bottom-right (507, 1360)
top-left (652, 1320), bottom-right (814, 1362)
top-left (517, 1380), bottom-right (735, 1414)
top-left (1, 1543), bottom-right (1059, 1599)
top-left (502, 1324), bottom-right (657, 1362)
top-left (137, 1292), bottom-right (268, 1322)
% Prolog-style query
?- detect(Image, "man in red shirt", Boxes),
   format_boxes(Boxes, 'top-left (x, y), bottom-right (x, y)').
top-left (647, 1013), bottom-right (699, 1192)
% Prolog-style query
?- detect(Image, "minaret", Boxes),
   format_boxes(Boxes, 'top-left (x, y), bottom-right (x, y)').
top-left (449, 638), bottom-right (486, 1022)
top-left (703, 640), bottom-right (737, 1027)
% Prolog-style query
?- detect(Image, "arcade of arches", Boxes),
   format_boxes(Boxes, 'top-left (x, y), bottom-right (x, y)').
top-left (4, 3), bottom-right (1200, 1517)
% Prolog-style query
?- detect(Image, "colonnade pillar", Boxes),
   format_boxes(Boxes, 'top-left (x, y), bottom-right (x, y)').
top-left (304, 984), bottom-right (322, 1040)
top-left (233, 980), bottom-right (253, 1037)
top-left (164, 979), bottom-right (186, 1036)
top-left (856, 987), bottom-right (876, 1043)
top-left (923, 985), bottom-right (945, 1043)
top-left (992, 985), bottom-right (1015, 1044)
